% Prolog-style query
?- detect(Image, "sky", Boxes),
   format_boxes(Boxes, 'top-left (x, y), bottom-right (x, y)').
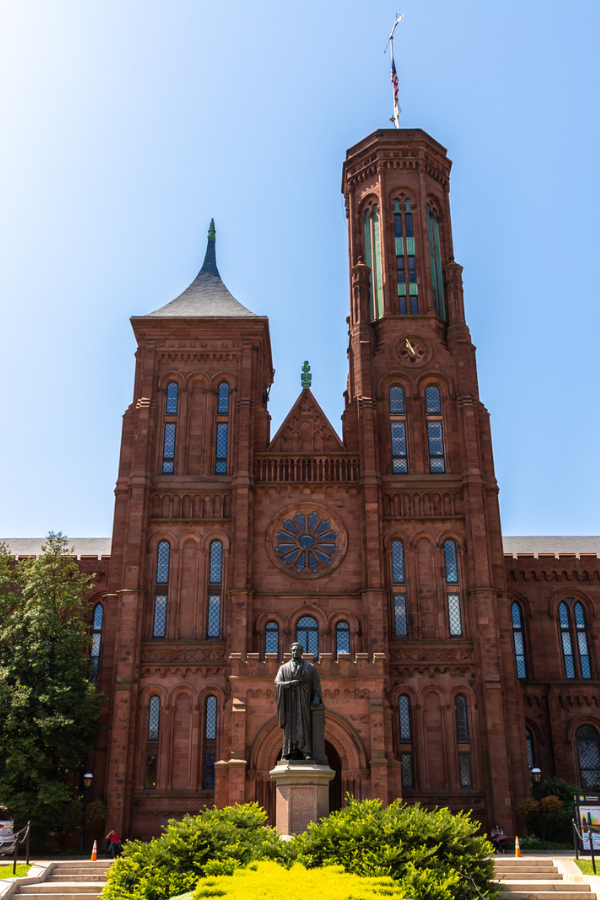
top-left (1, 0), bottom-right (599, 538)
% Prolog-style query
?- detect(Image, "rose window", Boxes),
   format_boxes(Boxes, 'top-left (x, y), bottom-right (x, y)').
top-left (275, 511), bottom-right (339, 574)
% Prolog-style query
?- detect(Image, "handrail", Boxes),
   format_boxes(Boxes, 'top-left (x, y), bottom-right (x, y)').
top-left (10, 821), bottom-right (31, 875)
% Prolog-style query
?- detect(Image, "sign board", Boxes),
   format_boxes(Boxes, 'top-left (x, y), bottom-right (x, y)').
top-left (574, 796), bottom-right (600, 851)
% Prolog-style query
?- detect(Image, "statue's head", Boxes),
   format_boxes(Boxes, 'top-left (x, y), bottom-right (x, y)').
top-left (291, 642), bottom-right (304, 660)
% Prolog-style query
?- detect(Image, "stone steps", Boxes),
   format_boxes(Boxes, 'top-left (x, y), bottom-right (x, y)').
top-left (11, 859), bottom-right (113, 900)
top-left (495, 858), bottom-right (596, 900)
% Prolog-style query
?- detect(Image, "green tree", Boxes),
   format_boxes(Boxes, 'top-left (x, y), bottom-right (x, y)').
top-left (0, 533), bottom-right (101, 845)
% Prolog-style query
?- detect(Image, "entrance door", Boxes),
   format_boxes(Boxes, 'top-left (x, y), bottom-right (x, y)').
top-left (326, 741), bottom-right (342, 812)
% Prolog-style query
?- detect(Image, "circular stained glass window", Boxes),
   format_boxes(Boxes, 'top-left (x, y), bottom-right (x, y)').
top-left (274, 510), bottom-right (340, 574)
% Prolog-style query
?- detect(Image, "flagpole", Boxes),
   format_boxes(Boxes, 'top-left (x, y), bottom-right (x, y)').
top-left (388, 14), bottom-right (404, 129)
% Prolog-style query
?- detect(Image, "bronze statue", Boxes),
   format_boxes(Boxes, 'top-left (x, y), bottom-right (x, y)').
top-left (274, 642), bottom-right (322, 759)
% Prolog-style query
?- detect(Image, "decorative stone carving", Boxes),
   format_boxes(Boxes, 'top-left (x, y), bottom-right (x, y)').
top-left (267, 504), bottom-right (348, 579)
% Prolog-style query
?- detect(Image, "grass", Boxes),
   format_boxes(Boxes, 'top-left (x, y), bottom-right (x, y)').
top-left (574, 859), bottom-right (600, 875)
top-left (0, 864), bottom-right (31, 878)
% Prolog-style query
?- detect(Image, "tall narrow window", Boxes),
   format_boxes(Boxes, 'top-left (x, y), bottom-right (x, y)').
top-left (389, 386), bottom-right (408, 473)
top-left (207, 541), bottom-right (223, 639)
top-left (525, 727), bottom-right (536, 770)
top-left (444, 538), bottom-right (462, 638)
top-left (144, 696), bottom-right (160, 789)
top-left (215, 382), bottom-right (230, 474)
top-left (391, 539), bottom-right (408, 638)
top-left (394, 198), bottom-right (419, 315)
top-left (203, 695), bottom-right (218, 791)
top-left (426, 204), bottom-right (446, 320)
top-left (89, 603), bottom-right (103, 683)
top-left (398, 695), bottom-right (414, 788)
top-left (574, 602), bottom-right (592, 679)
top-left (425, 386), bottom-right (446, 473)
top-left (577, 725), bottom-right (600, 790)
top-left (162, 382), bottom-right (179, 474)
top-left (335, 621), bottom-right (350, 657)
top-left (296, 616), bottom-right (319, 658)
top-left (511, 601), bottom-right (528, 679)
top-left (444, 540), bottom-right (459, 583)
top-left (153, 541), bottom-right (170, 639)
top-left (558, 601), bottom-right (575, 679)
top-left (265, 621), bottom-right (279, 656)
top-left (455, 694), bottom-right (472, 788)
top-left (364, 205), bottom-right (384, 320)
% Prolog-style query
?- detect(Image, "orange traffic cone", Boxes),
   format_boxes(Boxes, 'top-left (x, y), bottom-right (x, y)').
top-left (91, 840), bottom-right (97, 861)
top-left (514, 835), bottom-right (521, 858)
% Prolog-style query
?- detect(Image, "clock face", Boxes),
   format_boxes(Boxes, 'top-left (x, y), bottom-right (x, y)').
top-left (396, 335), bottom-right (430, 366)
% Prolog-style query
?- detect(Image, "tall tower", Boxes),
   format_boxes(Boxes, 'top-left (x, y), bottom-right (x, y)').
top-left (342, 129), bottom-right (528, 825)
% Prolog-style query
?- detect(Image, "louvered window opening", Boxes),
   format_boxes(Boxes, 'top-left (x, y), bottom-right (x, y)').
top-left (425, 386), bottom-right (446, 474)
top-left (153, 541), bottom-right (170, 639)
top-left (145, 696), bottom-right (160, 789)
top-left (89, 603), bottom-right (103, 683)
top-left (511, 601), bottom-right (528, 679)
top-left (389, 386), bottom-right (408, 474)
top-left (364, 205), bottom-right (384, 320)
top-left (336, 621), bottom-right (350, 657)
top-left (265, 621), bottom-right (279, 656)
top-left (203, 695), bottom-right (218, 791)
top-left (394, 198), bottom-right (419, 315)
top-left (207, 541), bottom-right (223, 639)
top-left (215, 382), bottom-right (230, 473)
top-left (296, 616), bottom-right (319, 659)
top-left (426, 204), bottom-right (446, 320)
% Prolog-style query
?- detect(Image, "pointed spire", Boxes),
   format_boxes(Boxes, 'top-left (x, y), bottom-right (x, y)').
top-left (208, 218), bottom-right (216, 240)
top-left (301, 360), bottom-right (312, 389)
top-left (198, 217), bottom-right (219, 277)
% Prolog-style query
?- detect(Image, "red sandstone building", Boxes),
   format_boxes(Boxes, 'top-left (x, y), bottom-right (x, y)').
top-left (8, 126), bottom-right (600, 838)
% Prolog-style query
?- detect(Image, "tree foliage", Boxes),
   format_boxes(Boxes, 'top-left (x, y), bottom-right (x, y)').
top-left (0, 533), bottom-right (101, 843)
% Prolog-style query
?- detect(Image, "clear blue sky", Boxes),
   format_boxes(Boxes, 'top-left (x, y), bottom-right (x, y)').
top-left (1, 0), bottom-right (599, 538)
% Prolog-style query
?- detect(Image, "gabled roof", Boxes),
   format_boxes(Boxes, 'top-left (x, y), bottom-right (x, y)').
top-left (269, 388), bottom-right (345, 453)
top-left (145, 220), bottom-right (257, 318)
top-left (1, 538), bottom-right (112, 559)
top-left (503, 536), bottom-right (600, 558)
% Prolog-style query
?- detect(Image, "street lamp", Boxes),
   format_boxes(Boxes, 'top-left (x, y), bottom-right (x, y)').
top-left (530, 767), bottom-right (545, 843)
top-left (79, 772), bottom-right (94, 852)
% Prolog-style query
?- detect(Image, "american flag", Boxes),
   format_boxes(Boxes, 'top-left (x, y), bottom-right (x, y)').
top-left (391, 56), bottom-right (399, 113)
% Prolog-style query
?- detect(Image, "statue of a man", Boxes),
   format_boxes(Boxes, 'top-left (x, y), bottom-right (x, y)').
top-left (274, 642), bottom-right (322, 759)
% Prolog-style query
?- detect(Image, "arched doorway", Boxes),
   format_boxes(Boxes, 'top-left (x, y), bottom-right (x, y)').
top-left (326, 741), bottom-right (342, 812)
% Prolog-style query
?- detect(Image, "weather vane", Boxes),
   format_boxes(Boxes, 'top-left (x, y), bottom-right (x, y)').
top-left (301, 361), bottom-right (312, 389)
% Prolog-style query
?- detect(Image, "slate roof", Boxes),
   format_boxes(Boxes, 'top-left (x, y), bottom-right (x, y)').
top-left (146, 221), bottom-right (257, 318)
top-left (1, 538), bottom-right (111, 559)
top-left (503, 536), bottom-right (600, 558)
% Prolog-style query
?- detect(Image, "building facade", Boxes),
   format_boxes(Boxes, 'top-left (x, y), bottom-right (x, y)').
top-left (12, 126), bottom-right (600, 838)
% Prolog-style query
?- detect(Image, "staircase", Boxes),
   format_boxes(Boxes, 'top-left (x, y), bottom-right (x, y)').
top-left (495, 858), bottom-right (597, 899)
top-left (12, 860), bottom-right (112, 900)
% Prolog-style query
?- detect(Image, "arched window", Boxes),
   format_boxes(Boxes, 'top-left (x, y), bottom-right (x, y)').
top-left (89, 603), bottom-right (103, 683)
top-left (335, 621), bottom-right (350, 657)
top-left (394, 198), bottom-right (418, 315)
top-left (398, 695), bottom-right (414, 788)
top-left (574, 602), bottom-right (592, 679)
top-left (265, 621), bottom-right (279, 656)
top-left (426, 204), bottom-right (446, 320)
top-left (425, 386), bottom-right (446, 473)
top-left (166, 381), bottom-right (179, 415)
top-left (389, 386), bottom-right (408, 474)
top-left (144, 696), bottom-right (160, 789)
top-left (455, 694), bottom-right (472, 788)
top-left (207, 541), bottom-right (223, 639)
top-left (296, 615), bottom-right (319, 659)
top-left (443, 539), bottom-right (462, 639)
top-left (153, 541), bottom-right (170, 639)
top-left (203, 695), bottom-right (218, 791)
top-left (364, 205), bottom-right (383, 320)
top-left (511, 601), bottom-right (528, 679)
top-left (576, 725), bottom-right (600, 790)
top-left (558, 601), bottom-right (576, 679)
top-left (525, 726), bottom-right (536, 770)
top-left (215, 382), bottom-right (230, 473)
top-left (162, 383), bottom-right (179, 474)
top-left (391, 539), bottom-right (408, 639)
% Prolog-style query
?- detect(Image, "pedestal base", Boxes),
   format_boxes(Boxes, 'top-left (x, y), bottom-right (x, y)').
top-left (269, 760), bottom-right (335, 836)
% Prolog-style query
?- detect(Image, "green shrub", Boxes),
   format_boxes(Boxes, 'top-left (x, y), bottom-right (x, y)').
top-left (102, 804), bottom-right (292, 900)
top-left (189, 860), bottom-right (407, 900)
top-left (518, 779), bottom-right (578, 844)
top-left (292, 797), bottom-right (497, 900)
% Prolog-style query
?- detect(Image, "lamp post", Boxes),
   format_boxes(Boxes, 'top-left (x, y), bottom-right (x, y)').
top-left (79, 772), bottom-right (94, 853)
top-left (530, 767), bottom-right (545, 843)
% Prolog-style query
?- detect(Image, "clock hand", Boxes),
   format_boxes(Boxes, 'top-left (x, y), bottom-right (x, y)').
top-left (406, 338), bottom-right (416, 356)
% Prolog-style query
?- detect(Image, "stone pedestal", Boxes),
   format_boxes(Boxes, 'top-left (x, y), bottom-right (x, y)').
top-left (269, 760), bottom-right (335, 836)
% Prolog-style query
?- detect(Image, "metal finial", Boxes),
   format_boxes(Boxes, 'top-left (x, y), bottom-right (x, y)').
top-left (301, 360), bottom-right (312, 389)
top-left (208, 218), bottom-right (216, 241)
